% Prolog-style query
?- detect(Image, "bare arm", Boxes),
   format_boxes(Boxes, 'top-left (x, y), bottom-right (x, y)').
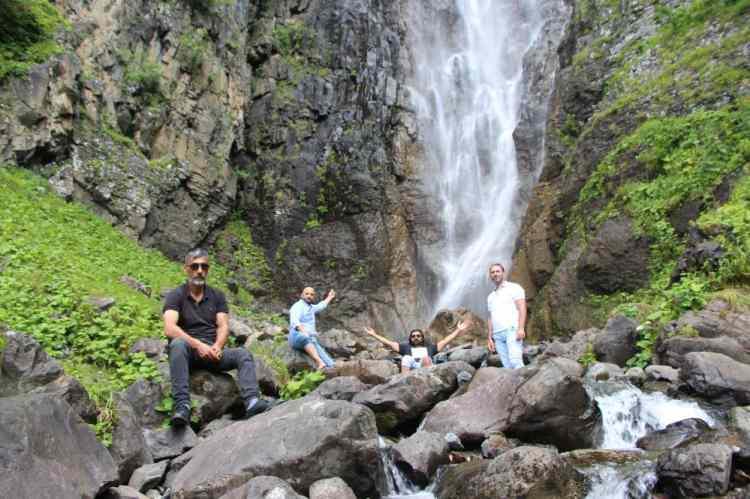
top-left (213, 312), bottom-right (230, 350)
top-left (324, 289), bottom-right (336, 305)
top-left (364, 327), bottom-right (400, 352)
top-left (487, 317), bottom-right (495, 352)
top-left (437, 320), bottom-right (470, 352)
top-left (515, 299), bottom-right (527, 340)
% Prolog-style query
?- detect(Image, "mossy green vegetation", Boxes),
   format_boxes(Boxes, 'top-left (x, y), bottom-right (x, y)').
top-left (0, 166), bottom-right (243, 442)
top-left (279, 369), bottom-right (325, 400)
top-left (0, 0), bottom-right (67, 81)
top-left (177, 28), bottom-right (211, 74)
top-left (214, 219), bottom-right (272, 294)
top-left (119, 47), bottom-right (163, 102)
top-left (578, 101), bottom-right (750, 367)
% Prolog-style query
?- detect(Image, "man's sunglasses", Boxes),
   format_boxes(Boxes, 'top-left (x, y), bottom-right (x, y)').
top-left (410, 333), bottom-right (423, 338)
top-left (189, 263), bottom-right (210, 271)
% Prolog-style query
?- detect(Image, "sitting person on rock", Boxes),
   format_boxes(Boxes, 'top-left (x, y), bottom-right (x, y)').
top-left (288, 287), bottom-right (336, 370)
top-left (486, 262), bottom-right (527, 369)
top-left (163, 248), bottom-right (269, 426)
top-left (364, 320), bottom-right (471, 372)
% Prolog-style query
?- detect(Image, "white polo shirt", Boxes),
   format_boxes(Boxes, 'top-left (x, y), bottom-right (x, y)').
top-left (487, 281), bottom-right (525, 332)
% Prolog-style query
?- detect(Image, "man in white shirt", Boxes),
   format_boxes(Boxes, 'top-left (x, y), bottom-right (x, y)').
top-left (486, 262), bottom-right (527, 369)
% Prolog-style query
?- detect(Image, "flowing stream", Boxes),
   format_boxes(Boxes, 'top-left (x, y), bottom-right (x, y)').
top-left (408, 0), bottom-right (548, 313)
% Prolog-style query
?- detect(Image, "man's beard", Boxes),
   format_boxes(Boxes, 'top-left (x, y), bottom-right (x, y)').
top-left (190, 277), bottom-right (206, 287)
top-left (410, 338), bottom-right (424, 347)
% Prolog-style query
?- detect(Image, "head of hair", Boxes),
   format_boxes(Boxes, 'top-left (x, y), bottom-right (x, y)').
top-left (185, 247), bottom-right (209, 265)
top-left (489, 262), bottom-right (505, 272)
top-left (409, 328), bottom-right (424, 336)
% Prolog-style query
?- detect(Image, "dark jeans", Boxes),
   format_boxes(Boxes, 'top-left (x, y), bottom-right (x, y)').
top-left (168, 338), bottom-right (260, 408)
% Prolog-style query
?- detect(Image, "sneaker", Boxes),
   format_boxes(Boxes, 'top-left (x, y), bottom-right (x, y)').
top-left (244, 398), bottom-right (271, 419)
top-left (171, 404), bottom-right (191, 427)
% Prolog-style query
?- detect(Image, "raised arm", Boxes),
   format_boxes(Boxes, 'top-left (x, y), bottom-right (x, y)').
top-left (364, 326), bottom-right (400, 352)
top-left (437, 320), bottom-right (471, 352)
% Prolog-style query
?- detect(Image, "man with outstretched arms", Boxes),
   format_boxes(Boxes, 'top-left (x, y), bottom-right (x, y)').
top-left (364, 320), bottom-right (471, 372)
top-left (288, 287), bottom-right (336, 369)
top-left (486, 262), bottom-right (527, 369)
top-left (163, 248), bottom-right (269, 426)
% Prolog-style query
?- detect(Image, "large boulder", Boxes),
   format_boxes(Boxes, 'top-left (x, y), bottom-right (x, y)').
top-left (333, 359), bottom-right (399, 385)
top-left (435, 446), bottom-right (587, 499)
top-left (0, 393), bottom-right (118, 498)
top-left (123, 379), bottom-right (166, 428)
top-left (656, 443), bottom-right (733, 497)
top-left (637, 418), bottom-right (712, 451)
top-left (352, 361), bottom-right (475, 432)
top-left (313, 376), bottom-right (371, 401)
top-left (171, 398), bottom-right (383, 498)
top-left (422, 359), bottom-right (600, 450)
top-left (656, 335), bottom-right (750, 368)
top-left (681, 352), bottom-right (750, 405)
top-left (31, 373), bottom-right (98, 422)
top-left (443, 346), bottom-right (489, 367)
top-left (217, 475), bottom-right (305, 499)
top-left (189, 369), bottom-right (243, 423)
top-left (592, 315), bottom-right (639, 367)
top-left (309, 477), bottom-right (357, 499)
top-left (729, 406), bottom-right (750, 445)
top-left (391, 431), bottom-right (450, 487)
top-left (143, 426), bottom-right (199, 461)
top-left (0, 330), bottom-right (63, 395)
top-left (676, 300), bottom-right (750, 350)
top-left (539, 327), bottom-right (600, 363)
top-left (110, 394), bottom-right (153, 484)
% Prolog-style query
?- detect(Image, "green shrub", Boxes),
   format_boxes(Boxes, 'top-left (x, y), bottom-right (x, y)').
top-left (120, 48), bottom-right (162, 97)
top-left (280, 370), bottom-right (326, 400)
top-left (578, 343), bottom-right (597, 368)
top-left (0, 0), bottom-right (66, 80)
top-left (177, 28), bottom-right (211, 74)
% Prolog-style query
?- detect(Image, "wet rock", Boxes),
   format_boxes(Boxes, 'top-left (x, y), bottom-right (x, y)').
top-left (0, 393), bottom-right (118, 498)
top-left (143, 426), bottom-right (199, 461)
top-left (562, 449), bottom-right (645, 467)
top-left (312, 375), bottom-right (371, 401)
top-left (435, 446), bottom-right (587, 499)
top-left (480, 433), bottom-right (515, 459)
top-left (645, 365), bottom-right (680, 384)
top-left (657, 335), bottom-right (750, 368)
top-left (592, 315), bottom-right (639, 367)
top-left (729, 406), bottom-right (750, 445)
top-left (656, 443), bottom-right (733, 497)
top-left (333, 359), bottom-right (399, 384)
top-left (309, 476), bottom-right (357, 499)
top-left (352, 361), bottom-right (475, 433)
top-left (637, 418), bottom-right (711, 451)
top-left (391, 431), bottom-right (450, 487)
top-left (681, 352), bottom-right (750, 405)
top-left (129, 460), bottom-right (168, 492)
top-left (584, 362), bottom-right (625, 382)
top-left (171, 398), bottom-right (383, 498)
top-left (625, 367), bottom-right (646, 386)
top-left (111, 394), bottom-right (153, 484)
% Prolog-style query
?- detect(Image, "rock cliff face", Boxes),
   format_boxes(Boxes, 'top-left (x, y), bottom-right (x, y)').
top-left (513, 0), bottom-right (750, 338)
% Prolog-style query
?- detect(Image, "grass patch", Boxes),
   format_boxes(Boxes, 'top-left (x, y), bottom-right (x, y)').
top-left (0, 0), bottom-right (67, 81)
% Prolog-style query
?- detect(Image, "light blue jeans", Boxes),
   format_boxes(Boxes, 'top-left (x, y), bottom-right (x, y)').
top-left (492, 327), bottom-right (524, 369)
top-left (289, 332), bottom-right (334, 368)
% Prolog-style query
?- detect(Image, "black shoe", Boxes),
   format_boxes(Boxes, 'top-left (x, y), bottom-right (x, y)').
top-left (171, 404), bottom-right (191, 427)
top-left (244, 398), bottom-right (270, 419)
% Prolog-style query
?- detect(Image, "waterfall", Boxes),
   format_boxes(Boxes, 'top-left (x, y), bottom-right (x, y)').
top-left (407, 0), bottom-right (548, 314)
top-left (379, 437), bottom-right (436, 499)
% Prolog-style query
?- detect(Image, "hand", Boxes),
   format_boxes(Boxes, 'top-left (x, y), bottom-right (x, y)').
top-left (516, 328), bottom-right (526, 341)
top-left (487, 338), bottom-right (496, 353)
top-left (209, 345), bottom-right (223, 361)
top-left (195, 341), bottom-right (213, 359)
top-left (456, 319), bottom-right (471, 332)
top-left (364, 326), bottom-right (376, 337)
top-left (326, 289), bottom-right (336, 301)
top-left (296, 324), bottom-right (308, 336)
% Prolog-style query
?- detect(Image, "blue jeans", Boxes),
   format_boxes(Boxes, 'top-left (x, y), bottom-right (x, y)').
top-left (492, 327), bottom-right (524, 369)
top-left (289, 333), bottom-right (334, 367)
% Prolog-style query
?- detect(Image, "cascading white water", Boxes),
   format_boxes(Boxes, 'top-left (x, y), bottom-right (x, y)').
top-left (379, 437), bottom-right (436, 499)
top-left (408, 0), bottom-right (547, 313)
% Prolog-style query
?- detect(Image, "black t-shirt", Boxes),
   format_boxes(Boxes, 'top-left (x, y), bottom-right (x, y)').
top-left (398, 342), bottom-right (438, 359)
top-left (162, 283), bottom-right (229, 345)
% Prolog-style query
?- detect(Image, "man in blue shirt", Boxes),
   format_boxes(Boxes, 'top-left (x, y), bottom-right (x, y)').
top-left (288, 287), bottom-right (336, 369)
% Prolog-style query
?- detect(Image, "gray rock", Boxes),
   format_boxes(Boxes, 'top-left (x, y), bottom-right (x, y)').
top-left (87, 296), bottom-right (116, 312)
top-left (656, 443), bottom-right (733, 497)
top-left (676, 300), bottom-right (750, 350)
top-left (120, 276), bottom-right (152, 297)
top-left (625, 367), bottom-right (646, 386)
top-left (681, 352), bottom-right (750, 405)
top-left (171, 398), bottom-right (383, 498)
top-left (255, 356), bottom-right (282, 397)
top-left (584, 362), bottom-right (625, 382)
top-left (30, 373), bottom-right (98, 422)
top-left (539, 327), bottom-right (600, 363)
top-left (444, 432), bottom-right (464, 451)
top-left (0, 393), bottom-right (118, 498)
top-left (637, 418), bottom-right (711, 451)
top-left (308, 476), bottom-right (357, 499)
top-left (435, 445), bottom-right (586, 499)
top-left (129, 460), bottom-right (168, 492)
top-left (0, 330), bottom-right (63, 395)
top-left (312, 375), bottom-right (371, 401)
top-left (129, 338), bottom-right (166, 359)
top-left (480, 433), bottom-right (515, 459)
top-left (333, 359), bottom-right (399, 385)
top-left (391, 431), bottom-right (450, 487)
top-left (318, 328), bottom-right (368, 358)
top-left (197, 414), bottom-right (237, 440)
top-left (729, 406), bottom-right (750, 445)
top-left (352, 361), bottom-right (475, 432)
top-left (645, 365), bottom-right (679, 383)
top-left (657, 335), bottom-right (750, 367)
top-left (102, 485), bottom-right (151, 499)
top-left (123, 378), bottom-right (167, 428)
top-left (189, 369), bottom-right (242, 424)
top-left (143, 426), bottom-right (199, 461)
top-left (219, 476), bottom-right (305, 499)
top-left (111, 394), bottom-right (153, 484)
top-left (446, 346), bottom-right (489, 367)
top-left (593, 315), bottom-right (639, 367)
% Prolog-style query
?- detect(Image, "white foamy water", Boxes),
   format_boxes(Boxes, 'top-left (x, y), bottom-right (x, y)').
top-left (583, 462), bottom-right (658, 499)
top-left (407, 0), bottom-right (548, 313)
top-left (379, 437), bottom-right (437, 499)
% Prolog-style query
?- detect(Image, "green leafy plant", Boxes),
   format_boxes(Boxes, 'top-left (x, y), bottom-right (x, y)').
top-left (177, 28), bottom-right (211, 74)
top-left (280, 370), bottom-right (326, 400)
top-left (578, 343), bottom-right (597, 368)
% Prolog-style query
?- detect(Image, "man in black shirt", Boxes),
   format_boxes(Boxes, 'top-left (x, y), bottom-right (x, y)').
top-left (163, 248), bottom-right (269, 426)
top-left (364, 320), bottom-right (470, 372)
